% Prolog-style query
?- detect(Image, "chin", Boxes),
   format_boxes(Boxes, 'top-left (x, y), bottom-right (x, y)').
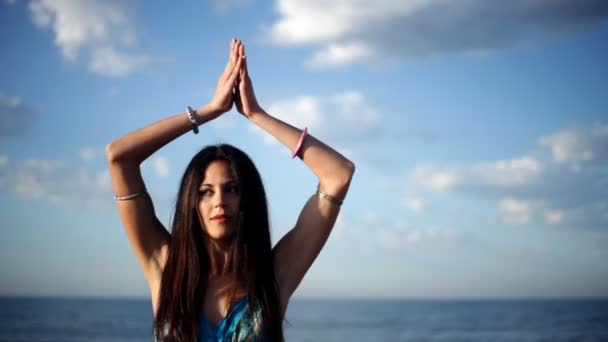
top-left (204, 227), bottom-right (236, 240)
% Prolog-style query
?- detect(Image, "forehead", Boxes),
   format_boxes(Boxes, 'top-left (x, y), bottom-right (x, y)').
top-left (200, 160), bottom-right (237, 184)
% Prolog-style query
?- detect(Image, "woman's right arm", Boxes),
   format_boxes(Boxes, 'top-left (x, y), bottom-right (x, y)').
top-left (106, 38), bottom-right (244, 287)
top-left (105, 105), bottom-right (218, 285)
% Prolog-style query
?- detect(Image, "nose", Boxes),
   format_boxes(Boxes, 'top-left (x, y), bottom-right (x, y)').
top-left (212, 190), bottom-right (226, 207)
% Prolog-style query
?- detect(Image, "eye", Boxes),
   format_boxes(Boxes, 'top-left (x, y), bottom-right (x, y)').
top-left (198, 189), bottom-right (211, 197)
top-left (226, 185), bottom-right (239, 194)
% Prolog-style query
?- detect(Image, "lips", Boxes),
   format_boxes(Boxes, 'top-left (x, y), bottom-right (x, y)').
top-left (211, 215), bottom-right (230, 221)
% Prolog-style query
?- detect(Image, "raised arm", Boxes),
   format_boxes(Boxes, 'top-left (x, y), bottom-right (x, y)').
top-left (106, 39), bottom-right (244, 294)
top-left (233, 40), bottom-right (355, 306)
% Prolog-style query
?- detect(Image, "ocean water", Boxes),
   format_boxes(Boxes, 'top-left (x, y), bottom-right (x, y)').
top-left (0, 297), bottom-right (607, 341)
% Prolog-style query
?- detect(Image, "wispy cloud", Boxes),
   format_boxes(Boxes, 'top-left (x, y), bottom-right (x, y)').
top-left (0, 155), bottom-right (110, 208)
top-left (330, 211), bottom-right (459, 250)
top-left (27, 0), bottom-right (148, 77)
top-left (0, 92), bottom-right (36, 139)
top-left (265, 0), bottom-right (608, 67)
top-left (0, 147), bottom-right (177, 215)
top-left (540, 122), bottom-right (608, 168)
top-left (405, 123), bottom-right (608, 230)
top-left (151, 156), bottom-right (170, 178)
top-left (251, 90), bottom-right (382, 145)
top-left (400, 196), bottom-right (426, 213)
top-left (410, 156), bottom-right (544, 192)
top-left (79, 146), bottom-right (106, 162)
top-left (82, 142), bottom-right (171, 178)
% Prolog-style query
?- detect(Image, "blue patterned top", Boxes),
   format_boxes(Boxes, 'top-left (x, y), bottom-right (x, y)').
top-left (199, 295), bottom-right (265, 341)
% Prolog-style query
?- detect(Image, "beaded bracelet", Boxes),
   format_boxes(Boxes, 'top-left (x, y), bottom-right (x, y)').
top-left (186, 106), bottom-right (199, 134)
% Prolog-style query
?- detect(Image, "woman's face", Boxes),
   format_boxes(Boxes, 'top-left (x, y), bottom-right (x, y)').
top-left (197, 160), bottom-right (241, 240)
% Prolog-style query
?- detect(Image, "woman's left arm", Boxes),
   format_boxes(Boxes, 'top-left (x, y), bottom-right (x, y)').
top-left (234, 40), bottom-right (355, 307)
top-left (252, 113), bottom-right (355, 192)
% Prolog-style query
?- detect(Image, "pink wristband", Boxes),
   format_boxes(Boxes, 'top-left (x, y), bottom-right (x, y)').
top-left (291, 127), bottom-right (308, 159)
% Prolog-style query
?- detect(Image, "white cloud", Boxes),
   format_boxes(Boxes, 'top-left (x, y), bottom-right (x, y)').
top-left (410, 156), bottom-right (542, 193)
top-left (499, 197), bottom-right (545, 225)
top-left (471, 157), bottom-right (543, 187)
top-left (540, 123), bottom-right (608, 164)
top-left (411, 165), bottom-right (460, 192)
top-left (306, 42), bottom-right (374, 68)
top-left (27, 0), bottom-right (147, 77)
top-left (400, 197), bottom-right (425, 213)
top-left (89, 46), bottom-right (149, 77)
top-left (0, 154), bottom-right (177, 211)
top-left (545, 210), bottom-right (564, 225)
top-left (268, 95), bottom-right (322, 128)
top-left (152, 156), bottom-right (170, 178)
top-left (0, 157), bottom-right (110, 208)
top-left (254, 91), bottom-right (382, 145)
top-left (331, 210), bottom-right (458, 250)
top-left (265, 0), bottom-right (608, 67)
top-left (377, 222), bottom-right (456, 249)
top-left (80, 147), bottom-right (96, 161)
top-left (406, 123), bottom-right (608, 229)
top-left (500, 197), bottom-right (531, 214)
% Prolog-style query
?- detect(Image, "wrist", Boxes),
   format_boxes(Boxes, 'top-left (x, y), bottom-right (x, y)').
top-left (197, 104), bottom-right (222, 123)
top-left (248, 109), bottom-right (267, 122)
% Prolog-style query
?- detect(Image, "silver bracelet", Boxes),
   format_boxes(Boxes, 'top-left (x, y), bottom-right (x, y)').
top-left (114, 190), bottom-right (147, 201)
top-left (186, 106), bottom-right (199, 134)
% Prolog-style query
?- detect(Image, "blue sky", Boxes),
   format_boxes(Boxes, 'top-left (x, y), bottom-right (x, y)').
top-left (1, 0), bottom-right (607, 300)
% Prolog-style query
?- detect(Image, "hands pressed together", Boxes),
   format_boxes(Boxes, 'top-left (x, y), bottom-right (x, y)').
top-left (207, 38), bottom-right (262, 120)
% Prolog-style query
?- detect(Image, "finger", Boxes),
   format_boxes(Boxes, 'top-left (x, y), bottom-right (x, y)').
top-left (236, 39), bottom-right (242, 57)
top-left (238, 43), bottom-right (249, 77)
top-left (230, 38), bottom-right (236, 65)
top-left (228, 52), bottom-right (245, 85)
top-left (232, 38), bottom-right (240, 63)
top-left (242, 53), bottom-right (248, 77)
top-left (222, 39), bottom-right (236, 74)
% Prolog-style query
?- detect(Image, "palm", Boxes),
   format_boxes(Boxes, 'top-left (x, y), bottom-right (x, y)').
top-left (234, 77), bottom-right (257, 116)
top-left (234, 50), bottom-right (262, 118)
top-left (208, 39), bottom-right (243, 115)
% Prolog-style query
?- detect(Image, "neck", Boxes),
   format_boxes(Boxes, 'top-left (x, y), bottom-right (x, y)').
top-left (207, 237), bottom-right (232, 275)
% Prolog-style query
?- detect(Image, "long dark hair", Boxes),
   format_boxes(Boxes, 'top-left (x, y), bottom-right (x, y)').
top-left (153, 144), bottom-right (284, 341)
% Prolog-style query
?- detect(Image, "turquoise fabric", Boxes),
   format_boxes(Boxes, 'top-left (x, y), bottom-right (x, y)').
top-left (199, 295), bottom-right (265, 341)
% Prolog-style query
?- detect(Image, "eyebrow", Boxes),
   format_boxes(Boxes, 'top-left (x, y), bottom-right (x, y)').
top-left (199, 180), bottom-right (239, 188)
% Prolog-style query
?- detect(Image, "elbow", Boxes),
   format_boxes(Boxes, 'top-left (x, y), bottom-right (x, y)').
top-left (105, 142), bottom-right (115, 162)
top-left (343, 159), bottom-right (355, 183)
top-left (323, 159), bottom-right (355, 191)
top-left (105, 141), bottom-right (121, 163)
top-left (106, 141), bottom-right (144, 165)
top-left (335, 159), bottom-right (355, 186)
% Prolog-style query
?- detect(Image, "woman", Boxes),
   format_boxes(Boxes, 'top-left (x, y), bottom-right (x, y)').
top-left (106, 39), bottom-right (355, 341)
